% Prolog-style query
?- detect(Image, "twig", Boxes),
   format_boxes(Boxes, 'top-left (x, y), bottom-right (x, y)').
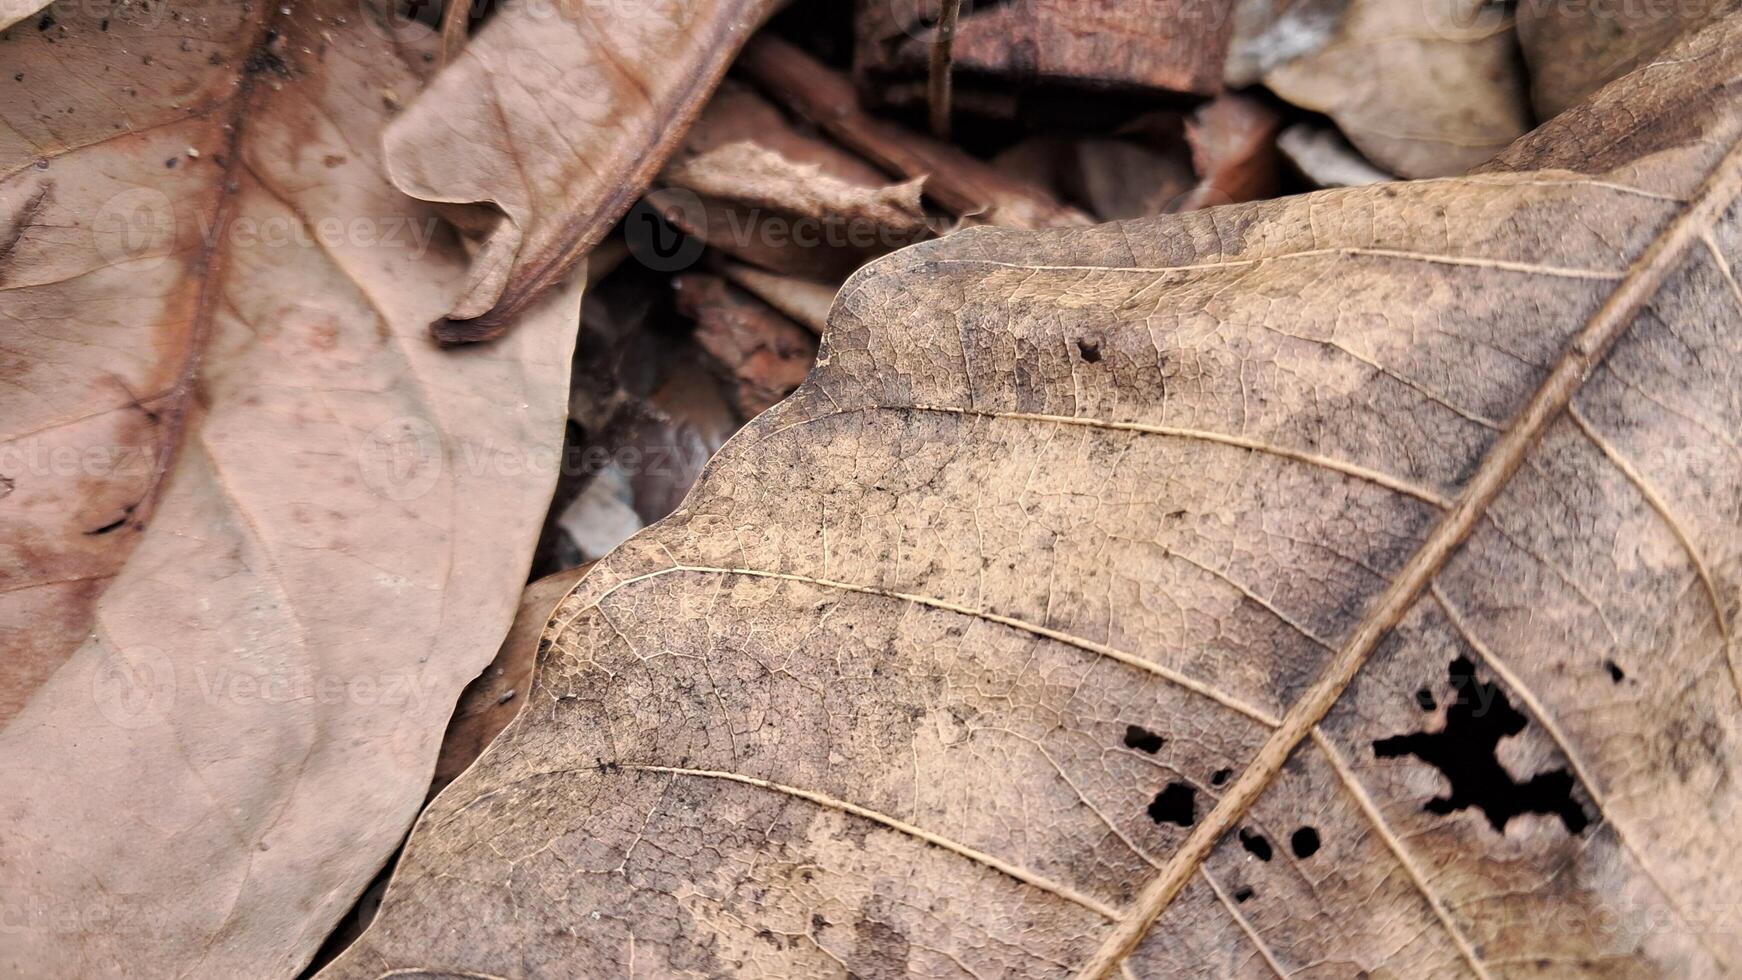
top-left (927, 0), bottom-right (962, 139)
top-left (439, 0), bottom-right (470, 68)
top-left (736, 35), bottom-right (1090, 229)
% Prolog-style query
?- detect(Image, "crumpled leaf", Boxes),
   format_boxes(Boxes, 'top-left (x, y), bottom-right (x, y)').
top-left (657, 142), bottom-right (931, 280)
top-left (325, 14), bottom-right (1742, 977)
top-left (0, 2), bottom-right (580, 974)
top-left (1260, 0), bottom-right (1531, 177)
top-left (381, 0), bottom-right (779, 343)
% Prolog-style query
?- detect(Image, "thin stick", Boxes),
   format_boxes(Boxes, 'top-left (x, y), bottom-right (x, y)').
top-left (439, 0), bottom-right (470, 68)
top-left (927, 0), bottom-right (962, 138)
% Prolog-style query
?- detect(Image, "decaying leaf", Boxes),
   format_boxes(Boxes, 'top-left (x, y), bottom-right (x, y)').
top-left (656, 142), bottom-right (931, 280)
top-left (1261, 0), bottom-right (1530, 177)
top-left (381, 0), bottom-right (779, 342)
top-left (674, 272), bottom-right (819, 418)
top-left (855, 0), bottom-right (1236, 99)
top-left (323, 15), bottom-right (1742, 977)
top-left (0, 2), bottom-right (580, 974)
top-left (721, 263), bottom-right (837, 335)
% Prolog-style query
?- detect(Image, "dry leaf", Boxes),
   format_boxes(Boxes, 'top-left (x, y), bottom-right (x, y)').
top-left (674, 273), bottom-right (819, 418)
top-left (855, 0), bottom-right (1236, 98)
top-left (657, 142), bottom-right (931, 280)
top-left (0, 2), bottom-right (581, 974)
top-left (722, 263), bottom-right (838, 335)
top-left (1176, 93), bottom-right (1283, 211)
top-left (1224, 0), bottom-right (1347, 86)
top-left (738, 35), bottom-right (1092, 230)
top-left (1262, 0), bottom-right (1531, 177)
top-left (679, 80), bottom-right (894, 189)
top-left (380, 0), bottom-right (779, 343)
top-left (0, 0), bottom-right (49, 32)
top-left (1516, 0), bottom-right (1739, 119)
top-left (323, 15), bottom-right (1742, 977)
top-left (1277, 121), bottom-right (1395, 188)
top-left (429, 566), bottom-right (595, 801)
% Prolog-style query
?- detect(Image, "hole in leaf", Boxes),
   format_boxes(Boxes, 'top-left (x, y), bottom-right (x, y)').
top-left (1123, 725), bottom-right (1164, 754)
top-left (1233, 886), bottom-right (1254, 903)
top-left (1075, 339), bottom-right (1102, 363)
top-left (1290, 826), bottom-right (1319, 858)
top-left (1414, 687), bottom-right (1436, 711)
top-left (1374, 656), bottom-right (1590, 834)
top-left (1605, 660), bottom-right (1626, 683)
top-left (1238, 828), bottom-right (1272, 861)
top-left (1147, 782), bottom-right (1195, 827)
top-left (1211, 768), bottom-right (1231, 786)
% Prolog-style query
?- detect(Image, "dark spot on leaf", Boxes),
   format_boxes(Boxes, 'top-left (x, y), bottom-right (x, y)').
top-left (165, 158), bottom-right (178, 169)
top-left (1374, 657), bottom-right (1589, 834)
top-left (37, 11), bottom-right (54, 30)
top-left (1414, 687), bottom-right (1436, 711)
top-left (1076, 339), bottom-right (1102, 363)
top-left (1211, 767), bottom-right (1231, 786)
top-left (1605, 659), bottom-right (1625, 683)
top-left (1290, 826), bottom-right (1319, 859)
top-left (1147, 782), bottom-right (1195, 827)
top-left (1123, 724), bottom-right (1164, 754)
top-left (1233, 886), bottom-right (1254, 903)
top-left (1238, 828), bottom-right (1272, 861)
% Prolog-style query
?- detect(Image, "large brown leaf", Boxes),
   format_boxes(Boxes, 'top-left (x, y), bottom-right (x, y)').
top-left (0, 2), bottom-right (580, 974)
top-left (325, 16), bottom-right (1742, 978)
top-left (381, 0), bottom-right (779, 343)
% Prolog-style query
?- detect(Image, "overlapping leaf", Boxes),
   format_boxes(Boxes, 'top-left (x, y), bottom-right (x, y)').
top-left (0, 2), bottom-right (580, 974)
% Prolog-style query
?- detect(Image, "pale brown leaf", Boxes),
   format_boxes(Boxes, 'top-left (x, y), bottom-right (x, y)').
top-left (380, 0), bottom-right (780, 343)
top-left (322, 14), bottom-right (1742, 977)
top-left (1260, 0), bottom-right (1531, 177)
top-left (1516, 0), bottom-right (1739, 118)
top-left (0, 2), bottom-right (581, 974)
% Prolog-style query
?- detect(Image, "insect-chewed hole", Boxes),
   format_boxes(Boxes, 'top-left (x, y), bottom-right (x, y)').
top-left (1211, 767), bottom-right (1232, 786)
top-left (1374, 656), bottom-right (1590, 834)
top-left (1605, 659), bottom-right (1626, 683)
top-left (1147, 782), bottom-right (1196, 827)
top-left (1238, 828), bottom-right (1272, 861)
top-left (1075, 339), bottom-right (1102, 363)
top-left (1233, 886), bottom-right (1254, 903)
top-left (1290, 826), bottom-right (1320, 858)
top-left (1123, 724), bottom-right (1164, 754)
top-left (1414, 687), bottom-right (1437, 711)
